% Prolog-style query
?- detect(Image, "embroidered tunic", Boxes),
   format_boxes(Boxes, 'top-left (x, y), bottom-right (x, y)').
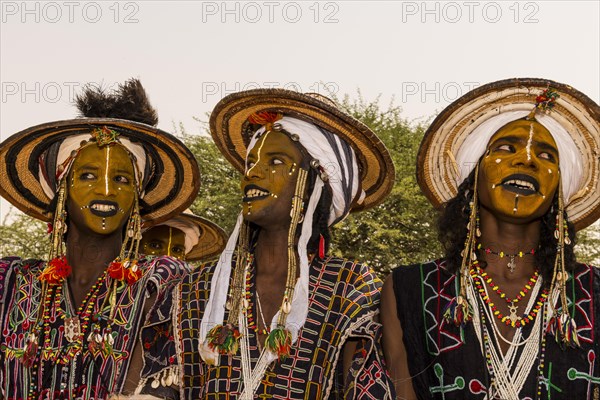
top-left (392, 259), bottom-right (600, 399)
top-left (0, 255), bottom-right (189, 400)
top-left (140, 256), bottom-right (395, 399)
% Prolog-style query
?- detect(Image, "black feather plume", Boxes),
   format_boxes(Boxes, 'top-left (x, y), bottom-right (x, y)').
top-left (75, 79), bottom-right (158, 126)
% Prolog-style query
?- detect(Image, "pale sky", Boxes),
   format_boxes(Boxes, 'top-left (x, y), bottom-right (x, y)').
top-left (1, 0), bottom-right (599, 219)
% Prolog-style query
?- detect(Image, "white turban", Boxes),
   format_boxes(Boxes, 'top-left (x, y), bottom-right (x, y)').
top-left (199, 116), bottom-right (363, 365)
top-left (455, 111), bottom-right (583, 203)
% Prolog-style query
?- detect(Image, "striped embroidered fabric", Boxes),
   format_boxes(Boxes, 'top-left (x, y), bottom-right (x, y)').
top-left (173, 256), bottom-right (394, 399)
top-left (0, 255), bottom-right (189, 400)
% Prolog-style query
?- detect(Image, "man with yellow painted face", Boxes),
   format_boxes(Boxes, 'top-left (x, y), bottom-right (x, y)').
top-left (140, 210), bottom-right (227, 262)
top-left (138, 89), bottom-right (396, 399)
top-left (381, 79), bottom-right (600, 399)
top-left (0, 79), bottom-right (199, 399)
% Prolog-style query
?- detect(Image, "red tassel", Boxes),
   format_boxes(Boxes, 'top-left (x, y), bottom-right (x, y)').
top-left (319, 234), bottom-right (325, 259)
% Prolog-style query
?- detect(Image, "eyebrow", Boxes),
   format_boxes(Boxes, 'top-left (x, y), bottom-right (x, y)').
top-left (265, 151), bottom-right (292, 158)
top-left (492, 135), bottom-right (558, 154)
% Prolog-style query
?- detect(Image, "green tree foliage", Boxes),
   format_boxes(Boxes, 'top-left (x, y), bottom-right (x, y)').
top-left (328, 94), bottom-right (442, 275)
top-left (176, 121), bottom-right (241, 233)
top-left (576, 223), bottom-right (600, 265)
top-left (0, 207), bottom-right (48, 259)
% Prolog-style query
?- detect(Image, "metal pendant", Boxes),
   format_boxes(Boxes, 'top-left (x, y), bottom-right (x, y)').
top-left (64, 317), bottom-right (81, 343)
top-left (507, 255), bottom-right (517, 273)
top-left (508, 302), bottom-right (519, 324)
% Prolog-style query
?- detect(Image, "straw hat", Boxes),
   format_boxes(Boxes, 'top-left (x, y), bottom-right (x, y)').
top-left (0, 82), bottom-right (200, 225)
top-left (144, 210), bottom-right (228, 261)
top-left (417, 78), bottom-right (600, 230)
top-left (209, 89), bottom-right (395, 211)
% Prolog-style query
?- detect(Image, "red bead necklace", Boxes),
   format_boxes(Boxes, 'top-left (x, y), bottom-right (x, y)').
top-left (470, 265), bottom-right (549, 328)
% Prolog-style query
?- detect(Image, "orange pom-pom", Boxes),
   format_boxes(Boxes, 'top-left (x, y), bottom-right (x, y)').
top-left (39, 256), bottom-right (72, 284)
top-left (248, 111), bottom-right (282, 126)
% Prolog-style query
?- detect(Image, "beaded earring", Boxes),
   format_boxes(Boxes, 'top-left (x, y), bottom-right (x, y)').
top-left (547, 179), bottom-right (580, 348)
top-left (107, 189), bottom-right (143, 285)
top-left (39, 179), bottom-right (72, 284)
top-left (443, 165), bottom-right (480, 328)
top-left (206, 161), bottom-right (309, 361)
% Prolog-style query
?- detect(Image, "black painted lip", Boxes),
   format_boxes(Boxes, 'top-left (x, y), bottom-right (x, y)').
top-left (242, 183), bottom-right (270, 202)
top-left (88, 200), bottom-right (119, 217)
top-left (500, 173), bottom-right (540, 195)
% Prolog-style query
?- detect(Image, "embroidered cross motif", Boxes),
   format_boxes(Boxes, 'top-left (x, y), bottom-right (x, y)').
top-left (430, 363), bottom-right (465, 398)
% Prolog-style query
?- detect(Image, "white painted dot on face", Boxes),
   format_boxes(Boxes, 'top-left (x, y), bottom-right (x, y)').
top-left (491, 184), bottom-right (496, 189)
top-left (495, 159), bottom-right (501, 164)
top-left (548, 169), bottom-right (552, 174)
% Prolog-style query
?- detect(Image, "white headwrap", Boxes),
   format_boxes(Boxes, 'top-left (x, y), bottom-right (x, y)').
top-left (455, 111), bottom-right (583, 203)
top-left (143, 214), bottom-right (201, 255)
top-left (38, 134), bottom-right (147, 200)
top-left (199, 116), bottom-right (363, 364)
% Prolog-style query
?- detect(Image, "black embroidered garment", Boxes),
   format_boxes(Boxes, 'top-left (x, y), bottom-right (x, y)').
top-left (140, 256), bottom-right (395, 399)
top-left (0, 255), bottom-right (189, 400)
top-left (392, 259), bottom-right (600, 399)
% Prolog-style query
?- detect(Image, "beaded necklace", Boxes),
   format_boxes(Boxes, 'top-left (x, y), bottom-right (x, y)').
top-left (244, 267), bottom-right (270, 336)
top-left (26, 269), bottom-right (111, 399)
top-left (477, 243), bottom-right (536, 273)
top-left (468, 273), bottom-right (549, 398)
top-left (470, 266), bottom-right (549, 328)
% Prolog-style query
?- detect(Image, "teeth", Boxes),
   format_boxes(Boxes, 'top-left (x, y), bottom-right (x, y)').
top-left (245, 188), bottom-right (269, 198)
top-left (91, 204), bottom-right (116, 212)
top-left (504, 179), bottom-right (535, 191)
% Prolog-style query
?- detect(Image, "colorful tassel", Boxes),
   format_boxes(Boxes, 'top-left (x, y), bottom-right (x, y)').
top-left (265, 326), bottom-right (292, 361)
top-left (548, 311), bottom-right (580, 349)
top-left (107, 258), bottom-right (142, 285)
top-left (206, 324), bottom-right (242, 355)
top-left (443, 296), bottom-right (473, 328)
top-left (18, 333), bottom-right (39, 368)
top-left (39, 256), bottom-right (72, 284)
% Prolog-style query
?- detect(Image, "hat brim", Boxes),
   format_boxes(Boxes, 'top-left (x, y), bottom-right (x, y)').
top-left (417, 78), bottom-right (600, 231)
top-left (209, 89), bottom-right (395, 211)
top-left (176, 213), bottom-right (228, 261)
top-left (0, 118), bottom-right (200, 225)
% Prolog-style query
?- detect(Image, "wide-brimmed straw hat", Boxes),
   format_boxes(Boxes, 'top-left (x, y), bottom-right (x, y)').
top-left (146, 210), bottom-right (228, 261)
top-left (182, 213), bottom-right (227, 261)
top-left (0, 118), bottom-right (200, 225)
top-left (209, 89), bottom-right (395, 211)
top-left (417, 77), bottom-right (600, 231)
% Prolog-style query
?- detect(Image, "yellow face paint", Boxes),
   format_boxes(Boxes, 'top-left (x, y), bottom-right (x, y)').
top-left (241, 131), bottom-right (304, 227)
top-left (66, 144), bottom-right (135, 235)
top-left (140, 225), bottom-right (186, 259)
top-left (478, 119), bottom-right (560, 222)
top-left (167, 227), bottom-right (173, 256)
